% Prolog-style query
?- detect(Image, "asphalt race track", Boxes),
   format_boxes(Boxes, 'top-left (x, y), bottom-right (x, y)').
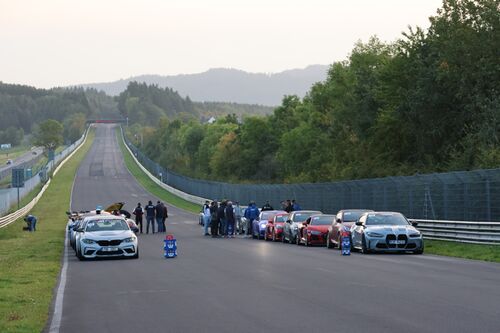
top-left (54, 124), bottom-right (500, 333)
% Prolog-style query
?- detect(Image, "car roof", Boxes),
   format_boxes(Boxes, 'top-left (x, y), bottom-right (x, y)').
top-left (84, 214), bottom-right (126, 221)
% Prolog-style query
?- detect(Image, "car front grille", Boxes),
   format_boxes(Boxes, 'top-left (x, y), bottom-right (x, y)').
top-left (96, 249), bottom-right (123, 255)
top-left (386, 234), bottom-right (408, 248)
top-left (97, 239), bottom-right (122, 246)
top-left (397, 234), bottom-right (407, 248)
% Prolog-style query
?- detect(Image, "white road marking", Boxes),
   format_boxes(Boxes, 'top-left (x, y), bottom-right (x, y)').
top-left (48, 231), bottom-right (69, 333)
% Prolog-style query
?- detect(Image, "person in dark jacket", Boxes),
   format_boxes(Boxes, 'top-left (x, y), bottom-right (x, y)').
top-left (261, 201), bottom-right (274, 211)
top-left (291, 199), bottom-right (301, 211)
top-left (218, 200), bottom-right (227, 237)
top-left (133, 203), bottom-right (144, 233)
top-left (225, 201), bottom-right (235, 237)
top-left (155, 201), bottom-right (164, 232)
top-left (145, 200), bottom-right (156, 234)
top-left (284, 199), bottom-right (293, 213)
top-left (210, 201), bottom-right (219, 237)
top-left (244, 201), bottom-right (259, 236)
top-left (161, 202), bottom-right (168, 233)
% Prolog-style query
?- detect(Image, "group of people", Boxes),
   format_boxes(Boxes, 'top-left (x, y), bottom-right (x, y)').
top-left (133, 200), bottom-right (168, 234)
top-left (201, 199), bottom-right (302, 238)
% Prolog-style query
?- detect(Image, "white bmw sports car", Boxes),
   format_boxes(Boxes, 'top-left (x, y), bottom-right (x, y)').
top-left (75, 215), bottom-right (139, 260)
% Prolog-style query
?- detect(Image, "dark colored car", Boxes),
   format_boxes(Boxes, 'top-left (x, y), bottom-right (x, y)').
top-left (326, 209), bottom-right (374, 249)
top-left (252, 210), bottom-right (286, 239)
top-left (282, 210), bottom-right (322, 244)
top-left (297, 214), bottom-right (334, 246)
top-left (264, 213), bottom-right (289, 241)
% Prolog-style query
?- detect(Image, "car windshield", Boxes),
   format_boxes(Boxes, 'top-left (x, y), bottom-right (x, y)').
top-left (85, 219), bottom-right (129, 232)
top-left (365, 214), bottom-right (409, 226)
top-left (310, 215), bottom-right (334, 225)
top-left (343, 211), bottom-right (369, 222)
top-left (261, 212), bottom-right (273, 220)
top-left (292, 212), bottom-right (317, 222)
top-left (275, 215), bottom-right (287, 222)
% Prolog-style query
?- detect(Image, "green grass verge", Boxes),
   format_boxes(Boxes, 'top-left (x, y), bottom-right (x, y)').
top-left (0, 130), bottom-right (95, 333)
top-left (116, 129), bottom-right (200, 214)
top-left (424, 239), bottom-right (500, 263)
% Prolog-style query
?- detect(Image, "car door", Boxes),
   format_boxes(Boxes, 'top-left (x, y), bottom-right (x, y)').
top-left (351, 215), bottom-right (367, 247)
top-left (331, 212), bottom-right (343, 242)
top-left (284, 214), bottom-right (292, 240)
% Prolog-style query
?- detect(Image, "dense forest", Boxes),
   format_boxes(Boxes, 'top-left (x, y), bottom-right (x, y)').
top-left (0, 83), bottom-right (117, 144)
top-left (117, 82), bottom-right (274, 126)
top-left (127, 0), bottom-right (499, 183)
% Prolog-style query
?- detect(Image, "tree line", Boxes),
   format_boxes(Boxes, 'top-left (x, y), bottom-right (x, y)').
top-left (126, 0), bottom-right (499, 184)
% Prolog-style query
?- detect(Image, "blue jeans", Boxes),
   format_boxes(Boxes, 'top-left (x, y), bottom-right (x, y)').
top-left (156, 217), bottom-right (164, 232)
top-left (220, 218), bottom-right (227, 236)
top-left (146, 216), bottom-right (155, 233)
top-left (203, 215), bottom-right (210, 235)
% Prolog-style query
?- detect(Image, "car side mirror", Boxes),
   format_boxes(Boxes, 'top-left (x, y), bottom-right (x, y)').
top-left (411, 221), bottom-right (418, 227)
top-left (336, 218), bottom-right (342, 223)
top-left (286, 220), bottom-right (292, 223)
top-left (355, 221), bottom-right (363, 226)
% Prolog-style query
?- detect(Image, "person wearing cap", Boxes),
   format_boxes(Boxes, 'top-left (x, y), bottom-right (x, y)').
top-left (133, 203), bottom-right (144, 233)
top-left (145, 200), bottom-right (156, 234)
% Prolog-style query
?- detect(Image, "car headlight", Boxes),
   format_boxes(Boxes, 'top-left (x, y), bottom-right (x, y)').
top-left (82, 238), bottom-right (95, 244)
top-left (259, 224), bottom-right (267, 229)
top-left (124, 236), bottom-right (137, 243)
top-left (366, 232), bottom-right (384, 238)
top-left (409, 233), bottom-right (421, 238)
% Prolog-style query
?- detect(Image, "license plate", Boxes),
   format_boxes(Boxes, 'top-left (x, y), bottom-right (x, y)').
top-left (389, 240), bottom-right (406, 245)
top-left (102, 247), bottom-right (118, 252)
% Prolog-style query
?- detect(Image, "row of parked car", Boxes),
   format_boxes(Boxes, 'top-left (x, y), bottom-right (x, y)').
top-left (248, 209), bottom-right (424, 254)
top-left (66, 203), bottom-right (140, 260)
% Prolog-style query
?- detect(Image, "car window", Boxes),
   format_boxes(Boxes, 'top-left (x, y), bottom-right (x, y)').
top-left (292, 212), bottom-right (318, 222)
top-left (275, 215), bottom-right (287, 222)
top-left (85, 219), bottom-right (129, 232)
top-left (365, 213), bottom-right (409, 226)
top-left (310, 215), bottom-right (334, 225)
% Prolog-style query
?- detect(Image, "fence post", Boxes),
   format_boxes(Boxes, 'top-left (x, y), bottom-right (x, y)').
top-left (485, 179), bottom-right (491, 222)
top-left (443, 183), bottom-right (448, 220)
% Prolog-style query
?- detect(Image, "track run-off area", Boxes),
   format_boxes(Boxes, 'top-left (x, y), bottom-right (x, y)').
top-left (50, 124), bottom-right (500, 333)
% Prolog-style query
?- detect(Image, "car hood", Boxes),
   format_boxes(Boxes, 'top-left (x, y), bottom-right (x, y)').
top-left (365, 225), bottom-right (420, 235)
top-left (307, 225), bottom-right (329, 232)
top-left (83, 230), bottom-right (134, 239)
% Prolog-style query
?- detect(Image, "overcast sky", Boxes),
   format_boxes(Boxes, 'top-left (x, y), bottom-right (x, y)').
top-left (0, 0), bottom-right (442, 88)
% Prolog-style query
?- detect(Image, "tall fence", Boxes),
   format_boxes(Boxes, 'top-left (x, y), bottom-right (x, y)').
top-left (0, 135), bottom-right (85, 216)
top-left (125, 139), bottom-right (500, 222)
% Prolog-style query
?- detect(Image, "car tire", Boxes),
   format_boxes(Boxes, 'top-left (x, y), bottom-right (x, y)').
top-left (304, 236), bottom-right (309, 247)
top-left (272, 231), bottom-right (276, 242)
top-left (77, 247), bottom-right (85, 261)
top-left (282, 232), bottom-right (287, 243)
top-left (133, 248), bottom-right (139, 259)
top-left (265, 231), bottom-right (270, 241)
top-left (361, 235), bottom-right (371, 254)
top-left (296, 234), bottom-right (301, 245)
top-left (337, 236), bottom-right (343, 251)
top-left (326, 233), bottom-right (333, 249)
top-left (414, 243), bottom-right (424, 254)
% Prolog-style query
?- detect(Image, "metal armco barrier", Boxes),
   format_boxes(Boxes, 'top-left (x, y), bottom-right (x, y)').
top-left (0, 127), bottom-right (90, 229)
top-left (410, 219), bottom-right (500, 245)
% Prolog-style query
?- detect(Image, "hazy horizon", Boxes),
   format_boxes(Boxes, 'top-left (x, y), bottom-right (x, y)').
top-left (1, 0), bottom-right (442, 89)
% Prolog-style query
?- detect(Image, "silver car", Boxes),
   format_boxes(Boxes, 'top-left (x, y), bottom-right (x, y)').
top-left (351, 212), bottom-right (424, 254)
top-left (74, 215), bottom-right (139, 260)
top-left (282, 210), bottom-right (322, 244)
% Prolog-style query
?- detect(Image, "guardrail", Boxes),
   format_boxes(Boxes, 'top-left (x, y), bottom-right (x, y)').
top-left (0, 127), bottom-right (90, 229)
top-left (410, 219), bottom-right (500, 245)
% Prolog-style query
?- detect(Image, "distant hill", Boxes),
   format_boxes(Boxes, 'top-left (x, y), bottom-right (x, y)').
top-left (78, 65), bottom-right (329, 106)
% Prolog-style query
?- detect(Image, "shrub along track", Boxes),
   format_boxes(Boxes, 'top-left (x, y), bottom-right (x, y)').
top-left (0, 129), bottom-right (95, 333)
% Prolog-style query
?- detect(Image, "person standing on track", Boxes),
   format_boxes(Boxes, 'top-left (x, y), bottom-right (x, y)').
top-left (218, 200), bottom-right (227, 237)
top-left (161, 202), bottom-right (168, 233)
top-left (234, 201), bottom-right (243, 234)
top-left (225, 201), bottom-right (235, 238)
top-left (210, 201), bottom-right (219, 237)
top-left (133, 203), bottom-right (144, 234)
top-left (145, 200), bottom-right (156, 234)
top-left (155, 201), bottom-right (164, 233)
top-left (244, 201), bottom-right (259, 237)
top-left (203, 201), bottom-right (211, 236)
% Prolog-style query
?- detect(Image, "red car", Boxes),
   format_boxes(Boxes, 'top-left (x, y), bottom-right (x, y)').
top-left (326, 209), bottom-right (373, 249)
top-left (264, 213), bottom-right (289, 241)
top-left (296, 214), bottom-right (335, 246)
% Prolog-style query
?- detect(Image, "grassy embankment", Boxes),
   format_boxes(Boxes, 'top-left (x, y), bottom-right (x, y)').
top-left (117, 129), bottom-right (500, 262)
top-left (116, 129), bottom-right (199, 214)
top-left (0, 129), bottom-right (95, 333)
